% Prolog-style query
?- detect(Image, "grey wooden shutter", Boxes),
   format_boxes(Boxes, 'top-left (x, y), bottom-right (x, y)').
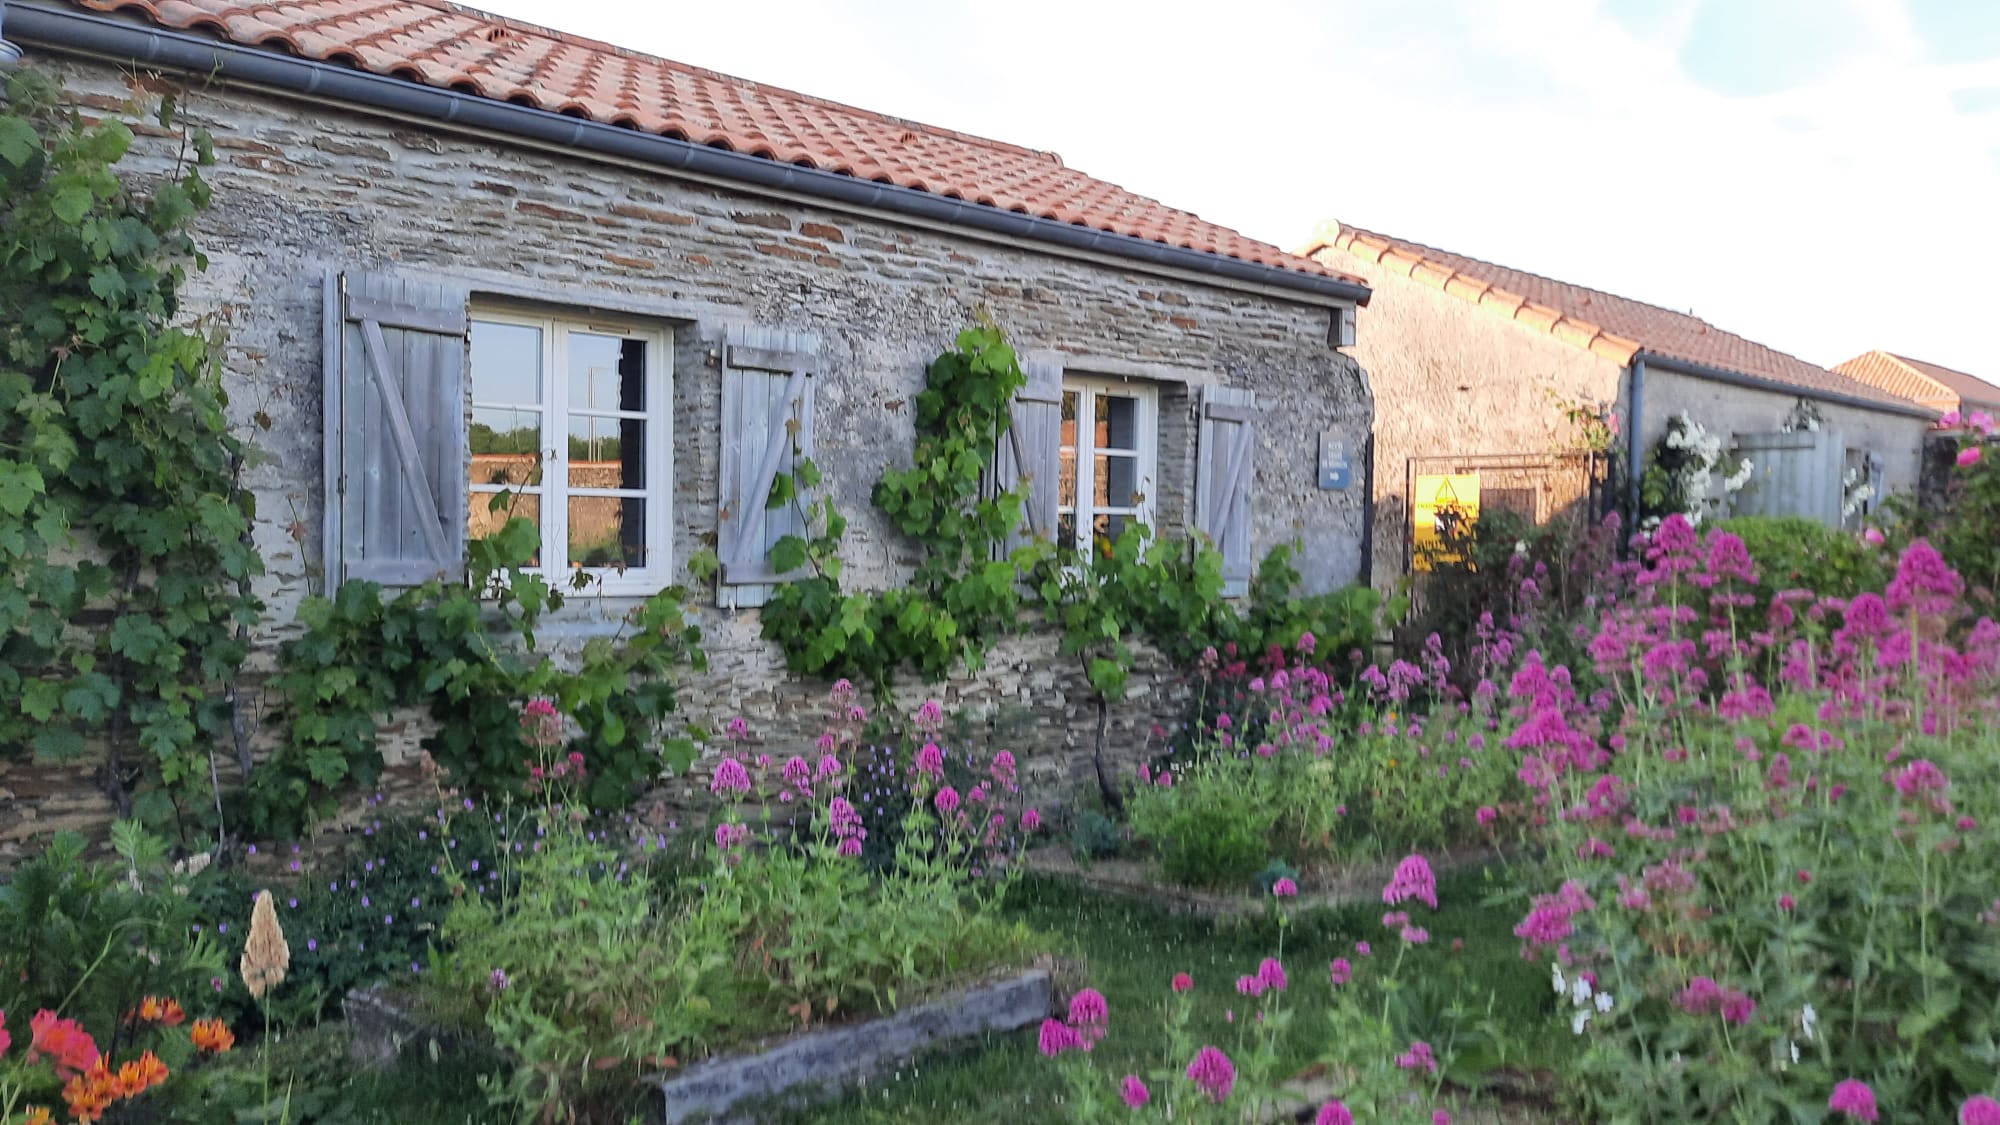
top-left (322, 269), bottom-right (470, 590)
top-left (718, 325), bottom-right (817, 608)
top-left (1195, 385), bottom-right (1257, 597)
top-left (990, 358), bottom-right (1063, 556)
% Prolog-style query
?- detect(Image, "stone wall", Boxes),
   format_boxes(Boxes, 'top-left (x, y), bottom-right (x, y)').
top-left (2, 57), bottom-right (1371, 855)
top-left (1310, 244), bottom-right (1621, 585)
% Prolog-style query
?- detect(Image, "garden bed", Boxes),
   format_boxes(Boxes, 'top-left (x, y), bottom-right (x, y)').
top-left (653, 966), bottom-right (1054, 1124)
top-left (1022, 845), bottom-right (1510, 918)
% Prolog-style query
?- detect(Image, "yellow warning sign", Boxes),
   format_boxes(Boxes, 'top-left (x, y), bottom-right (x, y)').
top-left (1412, 473), bottom-right (1480, 571)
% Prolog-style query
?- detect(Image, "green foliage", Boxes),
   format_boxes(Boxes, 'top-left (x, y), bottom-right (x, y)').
top-left (1070, 810), bottom-right (1123, 863)
top-left (0, 68), bottom-right (262, 827)
top-left (0, 825), bottom-right (229, 1043)
top-left (1126, 755), bottom-right (1279, 889)
top-left (1885, 426), bottom-right (2000, 605)
top-left (254, 519), bottom-right (706, 835)
top-left (1715, 515), bottom-right (1888, 603)
top-left (760, 324), bottom-right (1035, 687)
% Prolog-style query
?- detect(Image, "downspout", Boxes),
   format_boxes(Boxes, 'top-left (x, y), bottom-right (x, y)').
top-left (1626, 355), bottom-right (1647, 520)
top-left (7, 2), bottom-right (1374, 308)
top-left (0, 4), bottom-right (25, 99)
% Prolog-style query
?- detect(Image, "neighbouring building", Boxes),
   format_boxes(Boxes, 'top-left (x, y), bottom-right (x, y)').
top-left (0, 0), bottom-right (1376, 849)
top-left (1299, 221), bottom-right (1936, 584)
top-left (1832, 351), bottom-right (2000, 420)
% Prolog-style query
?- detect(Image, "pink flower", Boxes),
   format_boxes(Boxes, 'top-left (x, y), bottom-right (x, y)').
top-left (1862, 527), bottom-right (1886, 546)
top-left (1958, 446), bottom-right (1983, 468)
top-left (1721, 991), bottom-right (1757, 1025)
top-left (1185, 1046), bottom-right (1236, 1103)
top-left (836, 837), bottom-right (862, 857)
top-left (1272, 878), bottom-right (1298, 898)
top-left (782, 756), bottom-right (812, 790)
top-left (915, 742), bottom-right (945, 778)
top-left (1434, 1113), bottom-right (1452, 1125)
top-left (1941, 409), bottom-right (1964, 428)
top-left (1038, 1018), bottom-right (1082, 1057)
top-left (1170, 971), bottom-right (1194, 992)
top-left (1329, 958), bottom-right (1352, 985)
top-left (1256, 958), bottom-right (1288, 993)
top-left (713, 822), bottom-right (750, 850)
top-left (934, 787), bottom-right (960, 814)
top-left (1960, 1096), bottom-right (2000, 1125)
top-left (709, 758), bottom-right (752, 796)
top-left (1021, 808), bottom-right (1042, 832)
top-left (725, 716), bottom-right (749, 740)
top-left (1383, 854), bottom-right (1438, 909)
top-left (1315, 1102), bottom-right (1354, 1125)
top-left (1120, 1075), bottom-right (1149, 1108)
top-left (1235, 975), bottom-right (1266, 998)
top-left (815, 754), bottom-right (843, 780)
top-left (1355, 941), bottom-right (1372, 957)
top-left (1476, 805), bottom-right (1498, 826)
top-left (1829, 1079), bottom-right (1879, 1121)
top-left (1067, 988), bottom-right (1109, 1030)
top-left (1396, 1040), bottom-right (1438, 1074)
top-left (1893, 759), bottom-right (1950, 797)
top-left (1779, 894), bottom-right (1796, 912)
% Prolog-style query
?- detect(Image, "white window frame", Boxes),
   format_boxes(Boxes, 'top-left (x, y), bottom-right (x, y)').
top-left (469, 306), bottom-right (673, 596)
top-left (1058, 376), bottom-right (1159, 556)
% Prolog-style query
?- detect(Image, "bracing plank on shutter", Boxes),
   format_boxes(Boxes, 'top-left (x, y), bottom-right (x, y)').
top-left (1195, 386), bottom-right (1257, 597)
top-left (718, 325), bottom-right (817, 607)
top-left (991, 358), bottom-right (1063, 556)
top-left (324, 269), bottom-right (470, 590)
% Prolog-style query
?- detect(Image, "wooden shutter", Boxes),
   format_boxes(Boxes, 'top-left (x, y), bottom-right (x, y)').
top-left (990, 358), bottom-right (1063, 556)
top-left (718, 325), bottom-right (817, 608)
top-left (1195, 386), bottom-right (1257, 597)
top-left (322, 270), bottom-right (470, 590)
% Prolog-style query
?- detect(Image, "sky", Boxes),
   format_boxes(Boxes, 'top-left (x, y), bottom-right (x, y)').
top-left (471, 0), bottom-right (2000, 379)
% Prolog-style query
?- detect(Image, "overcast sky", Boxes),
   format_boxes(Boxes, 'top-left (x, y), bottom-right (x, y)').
top-left (474, 0), bottom-right (2000, 377)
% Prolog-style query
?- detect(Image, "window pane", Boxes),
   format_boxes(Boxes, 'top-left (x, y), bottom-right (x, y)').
top-left (1094, 453), bottom-right (1140, 507)
top-left (1058, 448), bottom-right (1078, 507)
top-left (469, 491), bottom-right (540, 565)
top-left (569, 332), bottom-right (646, 413)
top-left (568, 413), bottom-right (645, 489)
top-left (568, 496), bottom-right (647, 570)
top-left (1057, 511), bottom-right (1077, 552)
top-left (471, 321), bottom-right (542, 404)
top-left (1096, 393), bottom-right (1139, 452)
top-left (1092, 513), bottom-right (1128, 554)
top-left (471, 407), bottom-right (542, 487)
top-left (1061, 390), bottom-right (1078, 449)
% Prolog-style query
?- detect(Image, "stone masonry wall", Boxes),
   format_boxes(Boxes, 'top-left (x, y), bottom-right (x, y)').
top-left (2, 58), bottom-right (1372, 855)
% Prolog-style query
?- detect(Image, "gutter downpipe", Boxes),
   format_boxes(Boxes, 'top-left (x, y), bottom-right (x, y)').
top-left (7, 2), bottom-right (1373, 309)
top-left (0, 4), bottom-right (26, 98)
top-left (1626, 355), bottom-right (1646, 520)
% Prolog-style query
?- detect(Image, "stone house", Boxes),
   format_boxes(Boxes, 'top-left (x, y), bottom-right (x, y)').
top-left (1299, 222), bottom-right (1936, 583)
top-left (0, 0), bottom-right (1376, 843)
top-left (1832, 351), bottom-right (2000, 420)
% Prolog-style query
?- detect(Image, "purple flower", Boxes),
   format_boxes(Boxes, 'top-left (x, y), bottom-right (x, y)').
top-left (1185, 1046), bottom-right (1236, 1103)
top-left (1329, 958), bottom-right (1352, 986)
top-left (1038, 1018), bottom-right (1082, 1057)
top-left (1315, 1103), bottom-right (1354, 1125)
top-left (1396, 1040), bottom-right (1438, 1074)
top-left (1120, 1075), bottom-right (1149, 1108)
top-left (1020, 808), bottom-right (1042, 832)
top-left (915, 742), bottom-right (945, 779)
top-left (1829, 1080), bottom-right (1879, 1122)
top-left (1256, 958), bottom-right (1288, 993)
top-left (1272, 878), bottom-right (1298, 898)
top-left (934, 787), bottom-right (960, 814)
top-left (1383, 854), bottom-right (1438, 909)
top-left (488, 968), bottom-right (510, 992)
top-left (1961, 1096), bottom-right (2000, 1125)
top-left (710, 758), bottom-right (752, 796)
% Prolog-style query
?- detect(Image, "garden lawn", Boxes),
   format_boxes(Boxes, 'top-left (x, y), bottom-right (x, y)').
top-left (774, 863), bottom-right (1561, 1123)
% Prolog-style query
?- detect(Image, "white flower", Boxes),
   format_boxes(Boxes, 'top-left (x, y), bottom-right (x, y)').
top-left (1515, 540), bottom-right (1528, 556)
top-left (1789, 1040), bottom-right (1800, 1064)
top-left (1552, 964), bottom-right (1567, 997)
top-left (1572, 1009), bottom-right (1592, 1035)
top-left (1800, 1003), bottom-right (1818, 1042)
top-left (1571, 977), bottom-right (1592, 1007)
top-left (1594, 991), bottom-right (1614, 1013)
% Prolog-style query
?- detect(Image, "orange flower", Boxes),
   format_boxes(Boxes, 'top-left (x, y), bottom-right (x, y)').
top-left (21, 1107), bottom-right (54, 1125)
top-left (61, 1061), bottom-right (119, 1123)
top-left (190, 1018), bottom-right (235, 1054)
top-left (131, 996), bottom-right (186, 1027)
top-left (129, 1050), bottom-right (169, 1095)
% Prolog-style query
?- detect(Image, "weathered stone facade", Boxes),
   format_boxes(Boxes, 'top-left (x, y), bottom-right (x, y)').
top-left (2, 57), bottom-right (1372, 854)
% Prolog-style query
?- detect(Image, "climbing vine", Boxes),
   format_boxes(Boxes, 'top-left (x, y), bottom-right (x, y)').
top-left (256, 517), bottom-right (707, 837)
top-left (754, 324), bottom-right (1041, 686)
top-left (0, 69), bottom-right (264, 828)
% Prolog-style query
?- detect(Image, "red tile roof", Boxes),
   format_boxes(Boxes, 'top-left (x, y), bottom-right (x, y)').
top-left (66, 0), bottom-right (1354, 285)
top-left (1304, 222), bottom-right (1927, 413)
top-left (1833, 351), bottom-right (2000, 414)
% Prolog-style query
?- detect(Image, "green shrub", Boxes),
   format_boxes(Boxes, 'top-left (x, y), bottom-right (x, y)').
top-left (1127, 756), bottom-right (1278, 888)
top-left (1715, 515), bottom-right (1887, 602)
top-left (1070, 811), bottom-right (1122, 863)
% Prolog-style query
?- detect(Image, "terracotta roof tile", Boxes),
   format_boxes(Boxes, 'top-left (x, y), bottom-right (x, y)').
top-left (68, 0), bottom-right (1358, 285)
top-left (1833, 351), bottom-right (2000, 414)
top-left (1304, 222), bottom-right (1924, 412)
